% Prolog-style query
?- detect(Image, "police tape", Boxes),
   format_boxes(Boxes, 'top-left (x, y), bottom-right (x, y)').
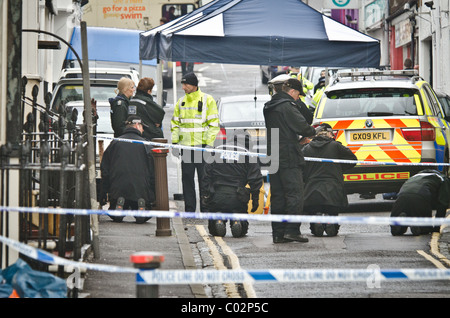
top-left (96, 135), bottom-right (450, 167)
top-left (0, 235), bottom-right (137, 274)
top-left (1, 205), bottom-right (449, 227)
top-left (137, 268), bottom-right (450, 285)
top-left (96, 135), bottom-right (265, 158)
top-left (1, 234), bottom-right (449, 284)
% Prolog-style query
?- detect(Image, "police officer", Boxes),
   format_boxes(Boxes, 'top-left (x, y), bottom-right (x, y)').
top-left (302, 123), bottom-right (357, 236)
top-left (268, 74), bottom-right (313, 125)
top-left (287, 67), bottom-right (314, 104)
top-left (263, 78), bottom-right (316, 243)
top-left (268, 74), bottom-right (291, 97)
top-left (311, 77), bottom-right (326, 108)
top-left (128, 77), bottom-right (165, 141)
top-left (171, 72), bottom-right (220, 212)
top-left (201, 134), bottom-right (263, 237)
top-left (390, 169), bottom-right (450, 236)
top-left (100, 115), bottom-right (156, 224)
top-left (109, 77), bottom-right (135, 137)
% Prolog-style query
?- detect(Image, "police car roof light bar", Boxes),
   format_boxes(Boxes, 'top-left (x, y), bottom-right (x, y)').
top-left (337, 70), bottom-right (418, 79)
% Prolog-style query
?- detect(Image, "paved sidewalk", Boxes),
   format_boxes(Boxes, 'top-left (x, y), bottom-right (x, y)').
top-left (82, 201), bottom-right (206, 298)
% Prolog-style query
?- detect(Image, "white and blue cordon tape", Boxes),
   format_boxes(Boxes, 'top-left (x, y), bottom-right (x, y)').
top-left (2, 136), bottom-right (448, 285)
top-left (0, 235), bottom-right (137, 274)
top-left (1, 205), bottom-right (450, 227)
top-left (1, 234), bottom-right (449, 284)
top-left (137, 268), bottom-right (450, 285)
top-left (96, 135), bottom-right (450, 167)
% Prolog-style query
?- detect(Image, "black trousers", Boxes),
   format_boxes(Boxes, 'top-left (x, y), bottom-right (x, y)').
top-left (210, 188), bottom-right (248, 214)
top-left (390, 193), bottom-right (432, 218)
top-left (390, 193), bottom-right (437, 233)
top-left (269, 166), bottom-right (304, 238)
top-left (181, 149), bottom-right (207, 212)
top-left (209, 187), bottom-right (249, 229)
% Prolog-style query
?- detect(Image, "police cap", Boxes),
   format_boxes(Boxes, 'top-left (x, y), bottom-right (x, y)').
top-left (125, 115), bottom-right (149, 128)
top-left (268, 74), bottom-right (291, 85)
top-left (284, 78), bottom-right (303, 92)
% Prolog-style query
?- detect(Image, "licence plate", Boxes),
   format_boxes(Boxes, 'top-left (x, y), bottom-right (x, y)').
top-left (350, 130), bottom-right (390, 142)
top-left (247, 129), bottom-right (266, 137)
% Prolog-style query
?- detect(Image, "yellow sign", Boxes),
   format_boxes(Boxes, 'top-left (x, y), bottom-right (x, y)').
top-left (344, 172), bottom-right (410, 182)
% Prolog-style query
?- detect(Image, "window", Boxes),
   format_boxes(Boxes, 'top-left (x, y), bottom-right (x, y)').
top-left (422, 85), bottom-right (441, 117)
top-left (162, 3), bottom-right (195, 23)
top-left (52, 83), bottom-right (117, 113)
top-left (438, 95), bottom-right (450, 118)
top-left (221, 100), bottom-right (266, 122)
top-left (321, 88), bottom-right (417, 118)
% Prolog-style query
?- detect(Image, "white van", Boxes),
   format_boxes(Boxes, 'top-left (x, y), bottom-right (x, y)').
top-left (59, 67), bottom-right (140, 86)
top-left (58, 67), bottom-right (167, 104)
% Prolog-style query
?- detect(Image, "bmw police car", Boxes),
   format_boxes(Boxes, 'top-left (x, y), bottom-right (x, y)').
top-left (312, 70), bottom-right (450, 195)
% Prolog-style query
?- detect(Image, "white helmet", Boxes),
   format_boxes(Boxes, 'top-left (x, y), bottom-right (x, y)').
top-left (268, 74), bottom-right (291, 85)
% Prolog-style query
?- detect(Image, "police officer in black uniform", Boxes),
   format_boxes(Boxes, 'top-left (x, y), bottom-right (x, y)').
top-left (100, 115), bottom-right (156, 223)
top-left (109, 77), bottom-right (135, 137)
top-left (263, 78), bottom-right (316, 243)
top-left (268, 74), bottom-right (313, 125)
top-left (390, 169), bottom-right (450, 236)
top-left (128, 77), bottom-right (165, 141)
top-left (302, 123), bottom-right (357, 236)
top-left (201, 134), bottom-right (263, 237)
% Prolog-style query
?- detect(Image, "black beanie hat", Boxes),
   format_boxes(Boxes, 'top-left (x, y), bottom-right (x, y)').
top-left (181, 72), bottom-right (198, 86)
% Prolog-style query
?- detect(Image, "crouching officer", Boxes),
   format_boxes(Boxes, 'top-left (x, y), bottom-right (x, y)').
top-left (201, 134), bottom-right (263, 237)
top-left (302, 123), bottom-right (357, 236)
top-left (390, 169), bottom-right (450, 236)
top-left (100, 115), bottom-right (156, 224)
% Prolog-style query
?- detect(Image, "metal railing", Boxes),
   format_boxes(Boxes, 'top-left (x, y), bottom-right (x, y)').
top-left (1, 77), bottom-right (92, 278)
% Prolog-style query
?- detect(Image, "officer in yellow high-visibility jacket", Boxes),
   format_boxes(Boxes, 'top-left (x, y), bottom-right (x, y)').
top-left (171, 72), bottom-right (220, 212)
top-left (312, 77), bottom-right (326, 107)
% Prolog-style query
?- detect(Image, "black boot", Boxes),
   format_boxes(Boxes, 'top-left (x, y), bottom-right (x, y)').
top-left (391, 212), bottom-right (407, 236)
top-left (135, 198), bottom-right (151, 224)
top-left (109, 197), bottom-right (125, 222)
top-left (231, 220), bottom-right (247, 238)
top-left (325, 223), bottom-right (339, 237)
top-left (310, 223), bottom-right (325, 237)
top-left (214, 220), bottom-right (226, 237)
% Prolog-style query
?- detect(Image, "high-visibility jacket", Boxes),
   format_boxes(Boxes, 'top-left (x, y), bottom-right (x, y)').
top-left (312, 86), bottom-right (325, 107)
top-left (171, 88), bottom-right (220, 146)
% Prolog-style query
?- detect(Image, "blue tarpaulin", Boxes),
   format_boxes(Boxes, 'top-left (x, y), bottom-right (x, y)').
top-left (66, 26), bottom-right (157, 66)
top-left (140, 0), bottom-right (380, 68)
top-left (0, 258), bottom-right (67, 298)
